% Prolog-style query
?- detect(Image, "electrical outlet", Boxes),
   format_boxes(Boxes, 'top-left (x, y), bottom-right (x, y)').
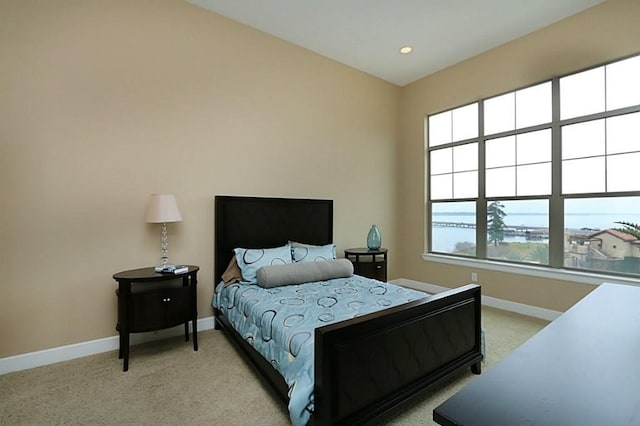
top-left (471, 272), bottom-right (478, 282)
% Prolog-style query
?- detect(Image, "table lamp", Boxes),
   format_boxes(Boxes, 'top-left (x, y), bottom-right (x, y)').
top-left (145, 193), bottom-right (183, 270)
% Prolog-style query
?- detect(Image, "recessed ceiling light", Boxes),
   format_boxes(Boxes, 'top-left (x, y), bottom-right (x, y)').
top-left (399, 46), bottom-right (413, 54)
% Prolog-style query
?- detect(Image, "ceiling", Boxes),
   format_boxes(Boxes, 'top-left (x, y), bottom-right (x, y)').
top-left (187, 0), bottom-right (605, 87)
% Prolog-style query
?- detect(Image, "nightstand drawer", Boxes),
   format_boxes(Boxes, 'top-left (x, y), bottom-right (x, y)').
top-left (353, 261), bottom-right (387, 282)
top-left (130, 285), bottom-right (190, 332)
top-left (344, 248), bottom-right (388, 282)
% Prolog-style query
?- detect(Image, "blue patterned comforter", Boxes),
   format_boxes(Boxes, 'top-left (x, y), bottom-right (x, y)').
top-left (212, 275), bottom-right (428, 425)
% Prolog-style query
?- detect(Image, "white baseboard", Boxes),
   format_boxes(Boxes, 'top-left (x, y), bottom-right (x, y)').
top-left (0, 316), bottom-right (216, 376)
top-left (2, 281), bottom-right (561, 376)
top-left (392, 278), bottom-right (562, 322)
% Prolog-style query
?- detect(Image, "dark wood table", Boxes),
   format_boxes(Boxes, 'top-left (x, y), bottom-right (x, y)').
top-left (344, 247), bottom-right (388, 281)
top-left (434, 282), bottom-right (640, 426)
top-left (113, 266), bottom-right (199, 371)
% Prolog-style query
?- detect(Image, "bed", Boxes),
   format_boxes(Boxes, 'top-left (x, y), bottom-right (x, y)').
top-left (212, 195), bottom-right (483, 425)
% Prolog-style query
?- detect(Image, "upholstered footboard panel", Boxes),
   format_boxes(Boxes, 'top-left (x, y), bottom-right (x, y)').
top-left (313, 284), bottom-right (482, 426)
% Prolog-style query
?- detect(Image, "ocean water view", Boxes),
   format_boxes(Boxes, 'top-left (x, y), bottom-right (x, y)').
top-left (432, 213), bottom-right (640, 253)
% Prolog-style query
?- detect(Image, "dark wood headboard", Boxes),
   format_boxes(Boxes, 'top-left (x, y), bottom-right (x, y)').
top-left (214, 195), bottom-right (333, 283)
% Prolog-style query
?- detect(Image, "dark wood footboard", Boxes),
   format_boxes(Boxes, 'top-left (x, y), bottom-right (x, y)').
top-left (313, 284), bottom-right (482, 425)
top-left (214, 284), bottom-right (482, 425)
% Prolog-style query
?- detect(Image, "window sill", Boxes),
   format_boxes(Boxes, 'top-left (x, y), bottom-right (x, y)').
top-left (422, 253), bottom-right (640, 287)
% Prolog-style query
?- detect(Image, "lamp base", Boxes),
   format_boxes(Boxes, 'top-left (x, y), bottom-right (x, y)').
top-left (154, 264), bottom-right (188, 274)
top-left (154, 264), bottom-right (176, 273)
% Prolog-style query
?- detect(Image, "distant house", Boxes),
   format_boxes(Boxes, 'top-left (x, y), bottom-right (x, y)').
top-left (565, 229), bottom-right (640, 272)
top-left (588, 229), bottom-right (640, 259)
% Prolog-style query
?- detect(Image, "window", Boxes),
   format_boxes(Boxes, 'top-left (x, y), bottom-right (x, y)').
top-left (427, 54), bottom-right (640, 278)
top-left (431, 201), bottom-right (476, 256)
top-left (485, 129), bottom-right (552, 197)
top-left (486, 200), bottom-right (549, 265)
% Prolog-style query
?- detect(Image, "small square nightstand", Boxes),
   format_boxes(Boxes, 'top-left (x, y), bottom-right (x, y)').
top-left (344, 248), bottom-right (387, 281)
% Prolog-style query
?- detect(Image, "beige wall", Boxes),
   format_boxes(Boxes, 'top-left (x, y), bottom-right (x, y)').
top-left (2, 0), bottom-right (639, 360)
top-left (0, 1), bottom-right (400, 357)
top-left (397, 0), bottom-right (640, 312)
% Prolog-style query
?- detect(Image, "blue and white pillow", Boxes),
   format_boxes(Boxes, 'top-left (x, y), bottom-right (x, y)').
top-left (234, 244), bottom-right (293, 284)
top-left (291, 243), bottom-right (336, 263)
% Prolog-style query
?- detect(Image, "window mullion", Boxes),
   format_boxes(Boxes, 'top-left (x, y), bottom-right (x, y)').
top-left (477, 101), bottom-right (487, 259)
top-left (549, 77), bottom-right (564, 268)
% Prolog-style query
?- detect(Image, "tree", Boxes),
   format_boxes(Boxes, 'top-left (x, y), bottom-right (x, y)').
top-left (487, 201), bottom-right (507, 247)
top-left (528, 245), bottom-right (549, 264)
top-left (614, 221), bottom-right (640, 239)
top-left (454, 241), bottom-right (476, 256)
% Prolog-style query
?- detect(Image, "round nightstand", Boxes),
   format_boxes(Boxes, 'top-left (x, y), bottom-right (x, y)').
top-left (113, 266), bottom-right (199, 371)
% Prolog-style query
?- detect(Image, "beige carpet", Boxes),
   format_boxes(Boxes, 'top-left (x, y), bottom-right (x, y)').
top-left (0, 307), bottom-right (548, 425)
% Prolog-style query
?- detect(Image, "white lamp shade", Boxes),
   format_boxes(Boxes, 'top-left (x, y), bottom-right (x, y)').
top-left (145, 194), bottom-right (183, 223)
